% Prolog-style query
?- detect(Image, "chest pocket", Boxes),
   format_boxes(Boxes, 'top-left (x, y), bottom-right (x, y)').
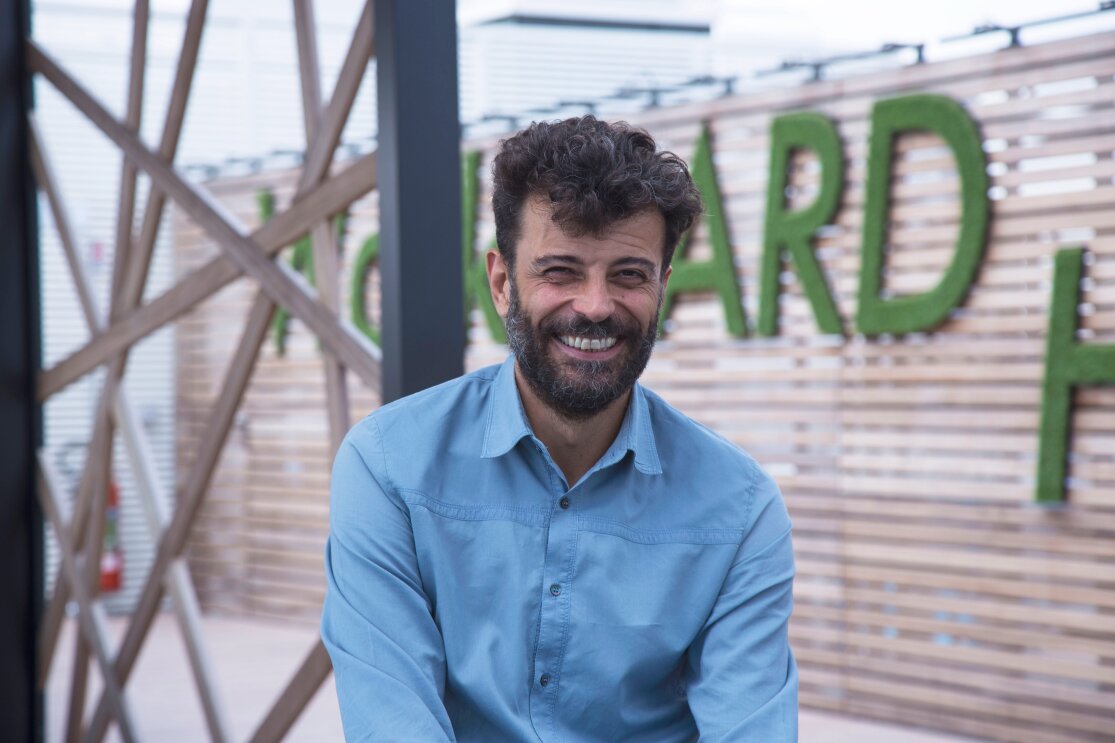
top-left (567, 518), bottom-right (742, 678)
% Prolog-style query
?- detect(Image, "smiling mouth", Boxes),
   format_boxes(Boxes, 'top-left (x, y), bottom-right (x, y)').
top-left (557, 334), bottom-right (618, 352)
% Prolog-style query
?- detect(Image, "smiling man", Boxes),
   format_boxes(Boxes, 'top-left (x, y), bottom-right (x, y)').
top-left (322, 116), bottom-right (797, 742)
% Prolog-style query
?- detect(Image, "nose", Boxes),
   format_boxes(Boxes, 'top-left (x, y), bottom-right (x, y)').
top-left (570, 275), bottom-right (615, 323)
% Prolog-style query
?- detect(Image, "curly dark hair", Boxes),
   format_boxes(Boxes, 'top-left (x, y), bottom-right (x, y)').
top-left (491, 115), bottom-right (702, 275)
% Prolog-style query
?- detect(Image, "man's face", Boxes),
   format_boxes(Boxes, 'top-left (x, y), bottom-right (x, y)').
top-left (487, 198), bottom-right (671, 420)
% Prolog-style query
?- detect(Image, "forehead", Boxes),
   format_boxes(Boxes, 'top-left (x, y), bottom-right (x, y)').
top-left (519, 197), bottom-right (666, 266)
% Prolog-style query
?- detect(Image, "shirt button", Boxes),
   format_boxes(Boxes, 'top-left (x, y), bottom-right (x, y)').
top-left (559, 497), bottom-right (570, 509)
top-left (539, 674), bottom-right (551, 687)
top-left (549, 583), bottom-right (561, 596)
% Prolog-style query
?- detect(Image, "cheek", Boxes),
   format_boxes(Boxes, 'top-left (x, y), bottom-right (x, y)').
top-left (618, 289), bottom-right (662, 319)
top-left (525, 284), bottom-right (660, 326)
top-left (526, 286), bottom-right (572, 314)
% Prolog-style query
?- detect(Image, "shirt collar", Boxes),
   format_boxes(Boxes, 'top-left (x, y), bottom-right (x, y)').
top-left (481, 355), bottom-right (663, 476)
top-left (480, 356), bottom-right (534, 459)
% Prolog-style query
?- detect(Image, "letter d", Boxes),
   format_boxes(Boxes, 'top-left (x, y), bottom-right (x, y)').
top-left (856, 95), bottom-right (989, 335)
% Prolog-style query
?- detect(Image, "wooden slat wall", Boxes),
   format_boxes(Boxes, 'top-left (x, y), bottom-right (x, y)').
top-left (175, 31), bottom-right (1115, 743)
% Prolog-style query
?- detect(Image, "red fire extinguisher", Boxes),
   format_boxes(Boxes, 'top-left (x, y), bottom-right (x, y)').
top-left (100, 482), bottom-right (124, 593)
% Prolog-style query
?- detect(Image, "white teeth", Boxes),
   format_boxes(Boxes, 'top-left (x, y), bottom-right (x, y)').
top-left (560, 335), bottom-right (617, 352)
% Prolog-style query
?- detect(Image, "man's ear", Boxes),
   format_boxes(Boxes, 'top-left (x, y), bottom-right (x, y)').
top-left (487, 249), bottom-right (511, 318)
top-left (662, 264), bottom-right (672, 293)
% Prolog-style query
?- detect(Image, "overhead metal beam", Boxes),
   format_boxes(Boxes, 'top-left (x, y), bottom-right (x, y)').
top-left (0, 0), bottom-right (41, 741)
top-left (375, 0), bottom-right (464, 401)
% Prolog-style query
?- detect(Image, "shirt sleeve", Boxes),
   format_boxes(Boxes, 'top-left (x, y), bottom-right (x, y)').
top-left (685, 465), bottom-right (798, 742)
top-left (321, 418), bottom-right (456, 742)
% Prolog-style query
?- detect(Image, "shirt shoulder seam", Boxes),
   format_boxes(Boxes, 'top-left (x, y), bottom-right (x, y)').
top-left (368, 415), bottom-right (394, 494)
top-left (730, 524), bottom-right (793, 570)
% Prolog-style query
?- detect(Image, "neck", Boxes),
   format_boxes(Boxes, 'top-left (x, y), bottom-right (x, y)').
top-left (514, 364), bottom-right (630, 487)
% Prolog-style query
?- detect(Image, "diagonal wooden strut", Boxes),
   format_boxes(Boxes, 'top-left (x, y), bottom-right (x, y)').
top-left (108, 0), bottom-right (149, 317)
top-left (37, 456), bottom-right (139, 743)
top-left (248, 642), bottom-right (333, 743)
top-left (120, 0), bottom-right (211, 314)
top-left (292, 0), bottom-right (324, 136)
top-left (28, 40), bottom-right (382, 392)
top-left (37, 151), bottom-right (377, 402)
top-left (294, 0), bottom-right (351, 455)
top-left (29, 117), bottom-right (233, 743)
top-left (298, 0), bottom-right (373, 197)
top-left (64, 411), bottom-right (112, 743)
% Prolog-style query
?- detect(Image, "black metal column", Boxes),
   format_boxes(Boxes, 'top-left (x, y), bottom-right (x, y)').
top-left (374, 0), bottom-right (464, 402)
top-left (0, 0), bottom-right (42, 741)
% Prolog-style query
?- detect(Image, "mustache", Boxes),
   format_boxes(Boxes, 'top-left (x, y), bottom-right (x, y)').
top-left (539, 314), bottom-right (637, 338)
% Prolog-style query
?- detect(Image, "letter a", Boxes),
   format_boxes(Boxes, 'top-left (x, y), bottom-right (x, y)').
top-left (759, 112), bottom-right (844, 336)
top-left (661, 122), bottom-right (747, 337)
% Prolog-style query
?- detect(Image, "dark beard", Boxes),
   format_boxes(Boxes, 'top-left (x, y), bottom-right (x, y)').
top-left (505, 280), bottom-right (659, 421)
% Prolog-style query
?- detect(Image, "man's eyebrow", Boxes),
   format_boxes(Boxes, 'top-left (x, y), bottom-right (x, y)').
top-left (528, 253), bottom-right (655, 273)
top-left (612, 257), bottom-right (657, 273)
top-left (531, 254), bottom-right (584, 269)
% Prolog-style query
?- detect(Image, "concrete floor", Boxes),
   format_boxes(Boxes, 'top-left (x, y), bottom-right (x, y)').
top-left (46, 614), bottom-right (983, 742)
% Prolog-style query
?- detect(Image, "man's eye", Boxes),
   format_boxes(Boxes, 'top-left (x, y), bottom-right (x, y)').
top-left (544, 267), bottom-right (575, 278)
top-left (616, 270), bottom-right (648, 282)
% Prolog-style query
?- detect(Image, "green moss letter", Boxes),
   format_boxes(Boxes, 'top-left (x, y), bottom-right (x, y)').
top-left (350, 233), bottom-right (380, 345)
top-left (461, 150), bottom-right (506, 344)
top-left (759, 113), bottom-right (844, 336)
top-left (1036, 248), bottom-right (1115, 503)
top-left (661, 123), bottom-right (746, 337)
top-left (856, 94), bottom-right (988, 335)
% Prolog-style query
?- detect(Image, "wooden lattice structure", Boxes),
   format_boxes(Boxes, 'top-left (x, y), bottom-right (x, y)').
top-left (177, 27), bottom-right (1115, 743)
top-left (31, 1), bottom-right (379, 740)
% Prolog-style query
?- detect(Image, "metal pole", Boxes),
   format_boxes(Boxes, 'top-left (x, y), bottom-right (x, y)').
top-left (0, 0), bottom-right (42, 740)
top-left (375, 0), bottom-right (464, 402)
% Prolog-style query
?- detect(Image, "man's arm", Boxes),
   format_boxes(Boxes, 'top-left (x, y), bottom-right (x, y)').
top-left (321, 419), bottom-right (456, 742)
top-left (685, 467), bottom-right (798, 742)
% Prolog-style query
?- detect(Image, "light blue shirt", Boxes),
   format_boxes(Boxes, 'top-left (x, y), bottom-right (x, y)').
top-left (322, 356), bottom-right (797, 742)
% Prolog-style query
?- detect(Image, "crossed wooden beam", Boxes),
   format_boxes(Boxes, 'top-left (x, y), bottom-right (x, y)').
top-left (30, 1), bottom-right (378, 740)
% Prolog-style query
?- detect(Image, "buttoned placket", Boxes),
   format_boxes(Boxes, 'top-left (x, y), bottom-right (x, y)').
top-left (527, 437), bottom-right (578, 742)
top-left (526, 437), bottom-right (631, 742)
